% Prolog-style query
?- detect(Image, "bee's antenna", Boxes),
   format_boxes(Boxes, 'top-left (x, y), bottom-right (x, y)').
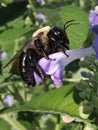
top-left (64, 19), bottom-right (80, 30)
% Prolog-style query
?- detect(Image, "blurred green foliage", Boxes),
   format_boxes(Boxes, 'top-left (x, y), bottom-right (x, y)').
top-left (0, 0), bottom-right (98, 130)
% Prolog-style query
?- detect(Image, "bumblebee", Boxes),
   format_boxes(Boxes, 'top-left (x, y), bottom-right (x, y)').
top-left (4, 20), bottom-right (75, 86)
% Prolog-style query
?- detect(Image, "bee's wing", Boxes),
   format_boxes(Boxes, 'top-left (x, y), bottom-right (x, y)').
top-left (3, 39), bottom-right (34, 70)
top-left (3, 49), bottom-right (21, 69)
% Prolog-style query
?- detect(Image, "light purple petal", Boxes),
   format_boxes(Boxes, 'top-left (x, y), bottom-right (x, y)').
top-left (0, 51), bottom-right (7, 60)
top-left (89, 11), bottom-right (98, 25)
top-left (46, 52), bottom-right (66, 75)
top-left (51, 69), bottom-right (64, 86)
top-left (3, 95), bottom-right (13, 107)
top-left (93, 35), bottom-right (98, 59)
top-left (89, 6), bottom-right (98, 34)
top-left (90, 24), bottom-right (98, 34)
top-left (89, 6), bottom-right (98, 58)
top-left (35, 52), bottom-right (66, 85)
top-left (34, 47), bottom-right (95, 86)
top-left (38, 58), bottom-right (51, 72)
top-left (34, 72), bottom-right (43, 84)
top-left (37, 13), bottom-right (47, 23)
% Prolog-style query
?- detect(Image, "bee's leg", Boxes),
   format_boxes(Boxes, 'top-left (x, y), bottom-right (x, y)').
top-left (19, 49), bottom-right (46, 86)
top-left (34, 38), bottom-right (50, 59)
top-left (64, 44), bottom-right (69, 57)
top-left (19, 51), bottom-right (36, 86)
top-left (29, 49), bottom-right (46, 80)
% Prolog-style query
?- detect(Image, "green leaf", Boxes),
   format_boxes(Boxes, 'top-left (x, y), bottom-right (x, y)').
top-left (0, 118), bottom-right (11, 130)
top-left (0, 3), bottom-right (33, 77)
top-left (60, 5), bottom-right (89, 49)
top-left (37, 6), bottom-right (63, 27)
top-left (0, 3), bottom-right (32, 56)
top-left (91, 95), bottom-right (98, 107)
top-left (0, 15), bottom-right (31, 52)
top-left (1, 84), bottom-right (79, 117)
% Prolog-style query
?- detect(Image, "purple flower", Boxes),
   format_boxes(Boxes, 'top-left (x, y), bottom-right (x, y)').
top-left (37, 13), bottom-right (47, 24)
top-left (93, 35), bottom-right (98, 59)
top-left (3, 95), bottom-right (14, 107)
top-left (34, 47), bottom-right (95, 86)
top-left (89, 5), bottom-right (98, 34)
top-left (0, 51), bottom-right (7, 60)
top-left (89, 5), bottom-right (98, 59)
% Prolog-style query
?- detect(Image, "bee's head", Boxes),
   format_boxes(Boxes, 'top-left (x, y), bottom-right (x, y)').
top-left (47, 20), bottom-right (78, 52)
top-left (47, 26), bottom-right (69, 52)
